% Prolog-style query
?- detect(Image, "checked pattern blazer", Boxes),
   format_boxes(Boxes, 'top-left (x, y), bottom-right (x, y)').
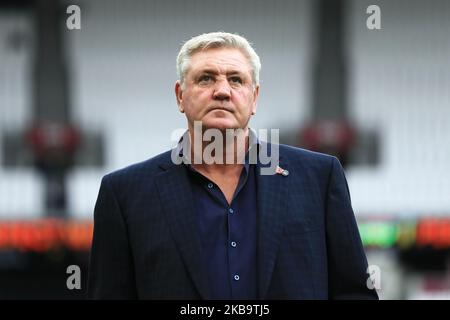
top-left (87, 143), bottom-right (378, 300)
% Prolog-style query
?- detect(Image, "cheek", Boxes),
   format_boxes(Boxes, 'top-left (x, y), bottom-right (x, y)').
top-left (234, 91), bottom-right (255, 111)
top-left (182, 92), bottom-right (210, 119)
top-left (184, 90), bottom-right (210, 107)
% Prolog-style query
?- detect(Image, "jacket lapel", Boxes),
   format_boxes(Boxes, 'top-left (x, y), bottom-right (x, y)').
top-left (257, 148), bottom-right (290, 299)
top-left (154, 158), bottom-right (210, 299)
top-left (153, 144), bottom-right (290, 300)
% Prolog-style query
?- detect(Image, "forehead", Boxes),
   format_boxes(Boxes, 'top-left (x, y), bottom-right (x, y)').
top-left (187, 48), bottom-right (252, 75)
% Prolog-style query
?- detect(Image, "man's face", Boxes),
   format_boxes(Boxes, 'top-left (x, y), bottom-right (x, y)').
top-left (175, 48), bottom-right (259, 132)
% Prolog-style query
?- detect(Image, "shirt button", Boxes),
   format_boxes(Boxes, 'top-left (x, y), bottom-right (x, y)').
top-left (207, 183), bottom-right (214, 189)
top-left (228, 208), bottom-right (234, 214)
top-left (231, 241), bottom-right (237, 247)
top-left (234, 274), bottom-right (240, 281)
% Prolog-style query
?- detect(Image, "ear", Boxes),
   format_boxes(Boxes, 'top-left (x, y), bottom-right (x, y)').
top-left (175, 81), bottom-right (184, 113)
top-left (251, 85), bottom-right (260, 115)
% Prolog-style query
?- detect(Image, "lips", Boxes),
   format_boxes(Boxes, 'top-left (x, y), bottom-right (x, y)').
top-left (208, 106), bottom-right (234, 113)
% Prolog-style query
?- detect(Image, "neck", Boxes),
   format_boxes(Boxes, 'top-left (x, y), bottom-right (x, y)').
top-left (187, 126), bottom-right (250, 174)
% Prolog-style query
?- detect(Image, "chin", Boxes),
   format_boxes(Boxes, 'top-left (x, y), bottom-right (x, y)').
top-left (202, 118), bottom-right (239, 131)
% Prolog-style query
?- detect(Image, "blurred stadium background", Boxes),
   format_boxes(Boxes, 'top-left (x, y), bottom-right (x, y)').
top-left (0, 0), bottom-right (449, 299)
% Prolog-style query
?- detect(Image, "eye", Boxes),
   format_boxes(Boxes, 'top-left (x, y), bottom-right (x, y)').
top-left (198, 75), bottom-right (213, 83)
top-left (229, 76), bottom-right (242, 84)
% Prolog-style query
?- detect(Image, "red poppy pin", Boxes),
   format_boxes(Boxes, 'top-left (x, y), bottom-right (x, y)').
top-left (276, 166), bottom-right (289, 176)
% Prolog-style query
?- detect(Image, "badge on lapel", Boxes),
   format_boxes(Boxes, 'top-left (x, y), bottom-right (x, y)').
top-left (275, 166), bottom-right (289, 177)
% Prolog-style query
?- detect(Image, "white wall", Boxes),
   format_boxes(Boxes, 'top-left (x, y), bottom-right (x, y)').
top-left (346, 0), bottom-right (450, 216)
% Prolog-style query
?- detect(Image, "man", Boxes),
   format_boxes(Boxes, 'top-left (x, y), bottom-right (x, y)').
top-left (87, 32), bottom-right (378, 300)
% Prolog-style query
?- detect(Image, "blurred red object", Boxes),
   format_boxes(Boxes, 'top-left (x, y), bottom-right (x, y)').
top-left (26, 122), bottom-right (80, 157)
top-left (299, 121), bottom-right (356, 165)
top-left (0, 219), bottom-right (93, 252)
top-left (25, 122), bottom-right (81, 173)
top-left (300, 121), bottom-right (355, 152)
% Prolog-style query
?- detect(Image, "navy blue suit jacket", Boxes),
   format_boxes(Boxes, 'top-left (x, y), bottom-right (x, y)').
top-left (87, 143), bottom-right (378, 300)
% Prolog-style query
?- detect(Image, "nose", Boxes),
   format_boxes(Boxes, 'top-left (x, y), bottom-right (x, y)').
top-left (213, 79), bottom-right (231, 101)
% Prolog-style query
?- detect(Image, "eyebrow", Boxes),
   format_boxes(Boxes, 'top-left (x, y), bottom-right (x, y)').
top-left (198, 69), bottom-right (246, 76)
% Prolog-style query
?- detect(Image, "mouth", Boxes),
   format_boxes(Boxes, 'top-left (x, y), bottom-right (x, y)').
top-left (208, 106), bottom-right (234, 113)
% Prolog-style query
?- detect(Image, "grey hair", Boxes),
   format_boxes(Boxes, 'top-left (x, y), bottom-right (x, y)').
top-left (176, 32), bottom-right (261, 88)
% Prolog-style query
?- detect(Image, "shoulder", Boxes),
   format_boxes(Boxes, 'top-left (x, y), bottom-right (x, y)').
top-left (277, 143), bottom-right (337, 169)
top-left (272, 143), bottom-right (344, 186)
top-left (279, 143), bottom-right (334, 161)
top-left (101, 150), bottom-right (173, 187)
